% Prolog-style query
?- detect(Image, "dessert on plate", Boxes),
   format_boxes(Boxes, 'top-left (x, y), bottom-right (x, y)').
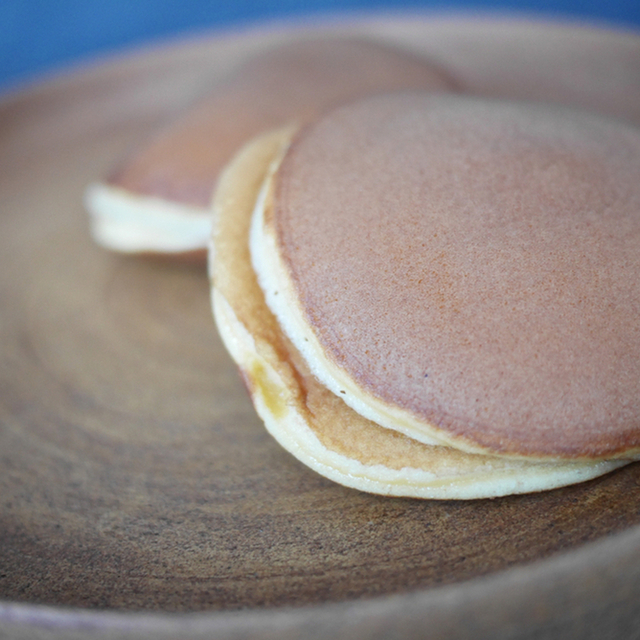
top-left (210, 92), bottom-right (640, 498)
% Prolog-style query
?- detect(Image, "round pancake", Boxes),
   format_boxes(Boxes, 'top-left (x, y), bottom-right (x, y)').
top-left (251, 93), bottom-right (640, 460)
top-left (86, 36), bottom-right (455, 258)
top-left (209, 126), bottom-right (628, 499)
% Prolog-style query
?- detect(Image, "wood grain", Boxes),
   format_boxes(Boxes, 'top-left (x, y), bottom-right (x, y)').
top-left (1, 15), bottom-right (640, 640)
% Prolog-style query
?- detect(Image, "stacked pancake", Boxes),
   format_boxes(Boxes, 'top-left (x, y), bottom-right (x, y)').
top-left (85, 37), bottom-right (454, 260)
top-left (210, 93), bottom-right (640, 499)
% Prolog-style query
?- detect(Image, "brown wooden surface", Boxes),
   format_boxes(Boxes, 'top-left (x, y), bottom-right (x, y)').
top-left (1, 15), bottom-right (640, 640)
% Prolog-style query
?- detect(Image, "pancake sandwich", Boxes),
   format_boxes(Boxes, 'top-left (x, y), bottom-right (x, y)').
top-left (210, 92), bottom-right (640, 499)
top-left (85, 37), bottom-right (454, 260)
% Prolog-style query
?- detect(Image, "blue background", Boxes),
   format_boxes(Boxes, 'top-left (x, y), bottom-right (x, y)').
top-left (1, 0), bottom-right (639, 93)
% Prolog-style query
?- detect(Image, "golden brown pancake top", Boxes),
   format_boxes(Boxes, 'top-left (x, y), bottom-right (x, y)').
top-left (269, 93), bottom-right (640, 459)
top-left (108, 37), bottom-right (455, 207)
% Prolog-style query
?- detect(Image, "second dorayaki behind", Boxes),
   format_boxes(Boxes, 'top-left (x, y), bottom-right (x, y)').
top-left (85, 36), bottom-right (455, 258)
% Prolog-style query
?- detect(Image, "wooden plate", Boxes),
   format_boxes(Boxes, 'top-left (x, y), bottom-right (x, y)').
top-left (1, 15), bottom-right (640, 640)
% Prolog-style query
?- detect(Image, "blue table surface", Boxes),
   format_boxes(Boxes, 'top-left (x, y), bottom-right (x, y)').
top-left (1, 0), bottom-right (639, 94)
